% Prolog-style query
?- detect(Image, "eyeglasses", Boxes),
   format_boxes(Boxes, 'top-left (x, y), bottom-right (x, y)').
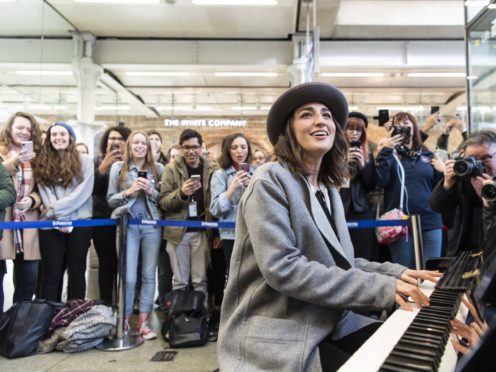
top-left (108, 136), bottom-right (124, 141)
top-left (181, 145), bottom-right (202, 151)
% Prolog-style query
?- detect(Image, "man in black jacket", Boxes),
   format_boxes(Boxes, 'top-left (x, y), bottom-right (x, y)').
top-left (431, 130), bottom-right (496, 256)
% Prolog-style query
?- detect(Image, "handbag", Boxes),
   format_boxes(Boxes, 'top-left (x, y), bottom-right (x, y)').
top-left (376, 152), bottom-right (409, 245)
top-left (161, 290), bottom-right (209, 348)
top-left (0, 299), bottom-right (64, 358)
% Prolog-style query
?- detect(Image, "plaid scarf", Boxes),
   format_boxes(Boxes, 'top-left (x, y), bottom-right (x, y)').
top-left (13, 160), bottom-right (33, 254)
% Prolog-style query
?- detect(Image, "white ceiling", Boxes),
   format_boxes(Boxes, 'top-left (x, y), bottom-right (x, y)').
top-left (0, 0), bottom-right (486, 122)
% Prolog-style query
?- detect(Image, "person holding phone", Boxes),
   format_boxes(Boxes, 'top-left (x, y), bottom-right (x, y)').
top-left (210, 133), bottom-right (254, 279)
top-left (0, 112), bottom-right (43, 304)
top-left (107, 130), bottom-right (163, 340)
top-left (339, 112), bottom-right (377, 260)
top-left (159, 129), bottom-right (219, 301)
top-left (92, 126), bottom-right (131, 306)
top-left (376, 112), bottom-right (443, 268)
top-left (34, 122), bottom-right (94, 302)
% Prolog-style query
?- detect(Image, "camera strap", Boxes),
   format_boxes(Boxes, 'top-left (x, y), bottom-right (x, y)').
top-left (392, 150), bottom-right (406, 211)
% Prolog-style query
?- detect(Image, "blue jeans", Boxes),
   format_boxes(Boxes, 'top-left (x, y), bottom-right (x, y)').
top-left (125, 224), bottom-right (161, 317)
top-left (389, 228), bottom-right (442, 269)
top-left (13, 253), bottom-right (39, 303)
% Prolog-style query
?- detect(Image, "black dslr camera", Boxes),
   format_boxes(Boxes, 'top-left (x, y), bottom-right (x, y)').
top-left (453, 156), bottom-right (485, 178)
top-left (481, 182), bottom-right (496, 201)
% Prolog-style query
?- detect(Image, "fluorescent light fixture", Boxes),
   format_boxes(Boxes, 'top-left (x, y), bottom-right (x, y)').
top-left (464, 1), bottom-right (489, 6)
top-left (157, 106), bottom-right (193, 111)
top-left (27, 104), bottom-right (52, 110)
top-left (15, 70), bottom-right (72, 76)
top-left (214, 72), bottom-right (278, 77)
top-left (0, 0), bottom-right (17, 2)
top-left (125, 71), bottom-right (191, 77)
top-left (320, 72), bottom-right (385, 78)
top-left (489, 4), bottom-right (496, 8)
top-left (376, 106), bottom-right (425, 111)
top-left (260, 105), bottom-right (272, 110)
top-left (192, 0), bottom-right (278, 5)
top-left (467, 75), bottom-right (479, 80)
top-left (95, 105), bottom-right (130, 111)
top-left (194, 106), bottom-right (215, 111)
top-left (73, 0), bottom-right (160, 3)
top-left (348, 106), bottom-right (360, 111)
top-left (407, 72), bottom-right (465, 78)
top-left (473, 106), bottom-right (491, 112)
top-left (53, 105), bottom-right (68, 110)
top-left (456, 106), bottom-right (468, 111)
top-left (231, 106), bottom-right (257, 110)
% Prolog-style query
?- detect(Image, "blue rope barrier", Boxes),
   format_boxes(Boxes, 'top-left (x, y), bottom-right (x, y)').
top-left (0, 218), bottom-right (408, 230)
top-left (0, 218), bottom-right (117, 229)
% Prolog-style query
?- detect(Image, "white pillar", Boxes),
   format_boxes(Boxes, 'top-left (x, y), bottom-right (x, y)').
top-left (71, 32), bottom-right (104, 156)
top-left (287, 33), bottom-right (314, 86)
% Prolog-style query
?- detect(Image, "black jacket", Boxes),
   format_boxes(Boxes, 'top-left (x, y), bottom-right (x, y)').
top-left (340, 151), bottom-right (375, 215)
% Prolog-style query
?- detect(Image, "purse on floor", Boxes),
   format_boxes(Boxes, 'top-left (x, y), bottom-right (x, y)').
top-left (0, 299), bottom-right (64, 358)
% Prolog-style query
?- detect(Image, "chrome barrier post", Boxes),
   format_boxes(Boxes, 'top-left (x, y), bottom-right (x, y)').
top-left (97, 215), bottom-right (144, 351)
top-left (411, 214), bottom-right (424, 272)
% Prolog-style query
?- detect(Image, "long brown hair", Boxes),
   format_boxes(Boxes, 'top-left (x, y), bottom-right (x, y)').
top-left (118, 130), bottom-right (158, 186)
top-left (218, 133), bottom-right (252, 170)
top-left (273, 115), bottom-right (349, 187)
top-left (0, 111), bottom-right (43, 156)
top-left (33, 125), bottom-right (82, 188)
top-left (346, 116), bottom-right (369, 156)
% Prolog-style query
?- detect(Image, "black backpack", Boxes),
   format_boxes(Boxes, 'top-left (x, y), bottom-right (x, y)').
top-left (161, 290), bottom-right (209, 348)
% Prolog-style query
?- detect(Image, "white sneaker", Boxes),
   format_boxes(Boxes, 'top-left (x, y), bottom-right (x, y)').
top-left (138, 320), bottom-right (157, 340)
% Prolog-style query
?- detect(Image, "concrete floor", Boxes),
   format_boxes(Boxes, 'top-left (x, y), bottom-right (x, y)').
top-left (0, 311), bottom-right (219, 372)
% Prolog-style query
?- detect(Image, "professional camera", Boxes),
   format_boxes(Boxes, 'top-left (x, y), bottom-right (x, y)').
top-left (481, 182), bottom-right (496, 201)
top-left (454, 156), bottom-right (485, 178)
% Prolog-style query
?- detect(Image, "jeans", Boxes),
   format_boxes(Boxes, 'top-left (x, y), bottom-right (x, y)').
top-left (39, 228), bottom-right (91, 301)
top-left (13, 253), bottom-right (39, 303)
top-left (125, 224), bottom-right (161, 317)
top-left (389, 228), bottom-right (442, 269)
top-left (92, 225), bottom-right (118, 305)
top-left (167, 231), bottom-right (209, 296)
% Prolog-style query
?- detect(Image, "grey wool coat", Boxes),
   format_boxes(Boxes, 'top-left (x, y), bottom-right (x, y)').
top-left (217, 162), bottom-right (407, 372)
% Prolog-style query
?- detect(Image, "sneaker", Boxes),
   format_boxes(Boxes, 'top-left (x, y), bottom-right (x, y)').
top-left (138, 320), bottom-right (157, 340)
top-left (124, 317), bottom-right (131, 335)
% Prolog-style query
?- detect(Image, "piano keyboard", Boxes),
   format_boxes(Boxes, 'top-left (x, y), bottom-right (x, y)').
top-left (379, 289), bottom-right (462, 372)
top-left (338, 281), bottom-right (467, 372)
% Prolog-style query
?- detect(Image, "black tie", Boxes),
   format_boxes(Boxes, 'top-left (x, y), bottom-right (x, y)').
top-left (315, 190), bottom-right (351, 270)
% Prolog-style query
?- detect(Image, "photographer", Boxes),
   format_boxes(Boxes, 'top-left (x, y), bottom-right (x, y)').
top-left (340, 112), bottom-right (376, 260)
top-left (376, 112), bottom-right (443, 268)
top-left (431, 130), bottom-right (496, 256)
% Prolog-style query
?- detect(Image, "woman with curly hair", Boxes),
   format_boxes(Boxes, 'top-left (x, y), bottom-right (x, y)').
top-left (107, 130), bottom-right (163, 340)
top-left (34, 122), bottom-right (94, 301)
top-left (0, 112), bottom-right (43, 304)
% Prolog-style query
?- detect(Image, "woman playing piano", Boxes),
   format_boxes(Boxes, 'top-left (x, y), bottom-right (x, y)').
top-left (217, 82), bottom-right (440, 371)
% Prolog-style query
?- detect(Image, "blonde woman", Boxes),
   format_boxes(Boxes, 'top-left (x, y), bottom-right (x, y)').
top-left (33, 122), bottom-right (94, 301)
top-left (107, 130), bottom-right (163, 340)
top-left (0, 112), bottom-right (43, 303)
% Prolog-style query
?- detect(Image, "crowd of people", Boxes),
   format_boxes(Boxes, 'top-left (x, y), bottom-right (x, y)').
top-left (0, 81), bottom-right (495, 369)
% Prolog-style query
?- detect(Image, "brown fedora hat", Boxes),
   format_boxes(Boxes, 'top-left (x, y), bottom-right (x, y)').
top-left (266, 82), bottom-right (349, 145)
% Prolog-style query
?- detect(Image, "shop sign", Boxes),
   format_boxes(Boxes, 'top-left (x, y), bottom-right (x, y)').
top-left (164, 119), bottom-right (247, 127)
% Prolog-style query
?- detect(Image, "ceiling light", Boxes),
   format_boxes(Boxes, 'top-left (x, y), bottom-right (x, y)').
top-left (407, 72), bottom-right (465, 78)
top-left (260, 105), bottom-right (272, 110)
top-left (376, 106), bottom-right (425, 111)
top-left (456, 106), bottom-right (468, 111)
top-left (27, 104), bottom-right (52, 110)
top-left (73, 0), bottom-right (160, 3)
top-left (192, 0), bottom-right (278, 5)
top-left (231, 106), bottom-right (257, 110)
top-left (0, 0), bottom-right (17, 2)
top-left (157, 106), bottom-right (193, 111)
top-left (15, 70), bottom-right (73, 76)
top-left (348, 106), bottom-right (360, 111)
top-left (467, 75), bottom-right (479, 80)
top-left (125, 72), bottom-right (191, 77)
top-left (488, 4), bottom-right (496, 8)
top-left (95, 105), bottom-right (130, 111)
top-left (320, 72), bottom-right (385, 78)
top-left (214, 72), bottom-right (278, 77)
top-left (53, 105), bottom-right (68, 110)
top-left (464, 1), bottom-right (489, 6)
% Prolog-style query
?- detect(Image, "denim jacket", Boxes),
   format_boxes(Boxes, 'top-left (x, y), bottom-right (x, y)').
top-left (209, 165), bottom-right (254, 240)
top-left (107, 161), bottom-right (164, 219)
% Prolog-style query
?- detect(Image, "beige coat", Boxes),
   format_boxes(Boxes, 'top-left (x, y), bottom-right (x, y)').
top-left (0, 153), bottom-right (42, 260)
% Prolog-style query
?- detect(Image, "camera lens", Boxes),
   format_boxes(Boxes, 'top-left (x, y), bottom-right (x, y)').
top-left (481, 183), bottom-right (496, 201)
top-left (454, 159), bottom-right (471, 177)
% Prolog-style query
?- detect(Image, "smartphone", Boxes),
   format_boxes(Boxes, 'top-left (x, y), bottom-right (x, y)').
top-left (430, 106), bottom-right (440, 115)
top-left (21, 141), bottom-right (33, 154)
top-left (190, 174), bottom-right (201, 183)
top-left (239, 163), bottom-right (249, 172)
top-left (350, 141), bottom-right (361, 148)
top-left (137, 171), bottom-right (147, 179)
top-left (110, 143), bottom-right (119, 152)
top-left (378, 109), bottom-right (390, 126)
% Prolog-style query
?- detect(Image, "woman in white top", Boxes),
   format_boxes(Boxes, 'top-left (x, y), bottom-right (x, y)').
top-left (33, 122), bottom-right (94, 301)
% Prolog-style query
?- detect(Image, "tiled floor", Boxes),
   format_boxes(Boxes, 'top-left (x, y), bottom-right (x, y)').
top-left (0, 311), bottom-right (219, 372)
